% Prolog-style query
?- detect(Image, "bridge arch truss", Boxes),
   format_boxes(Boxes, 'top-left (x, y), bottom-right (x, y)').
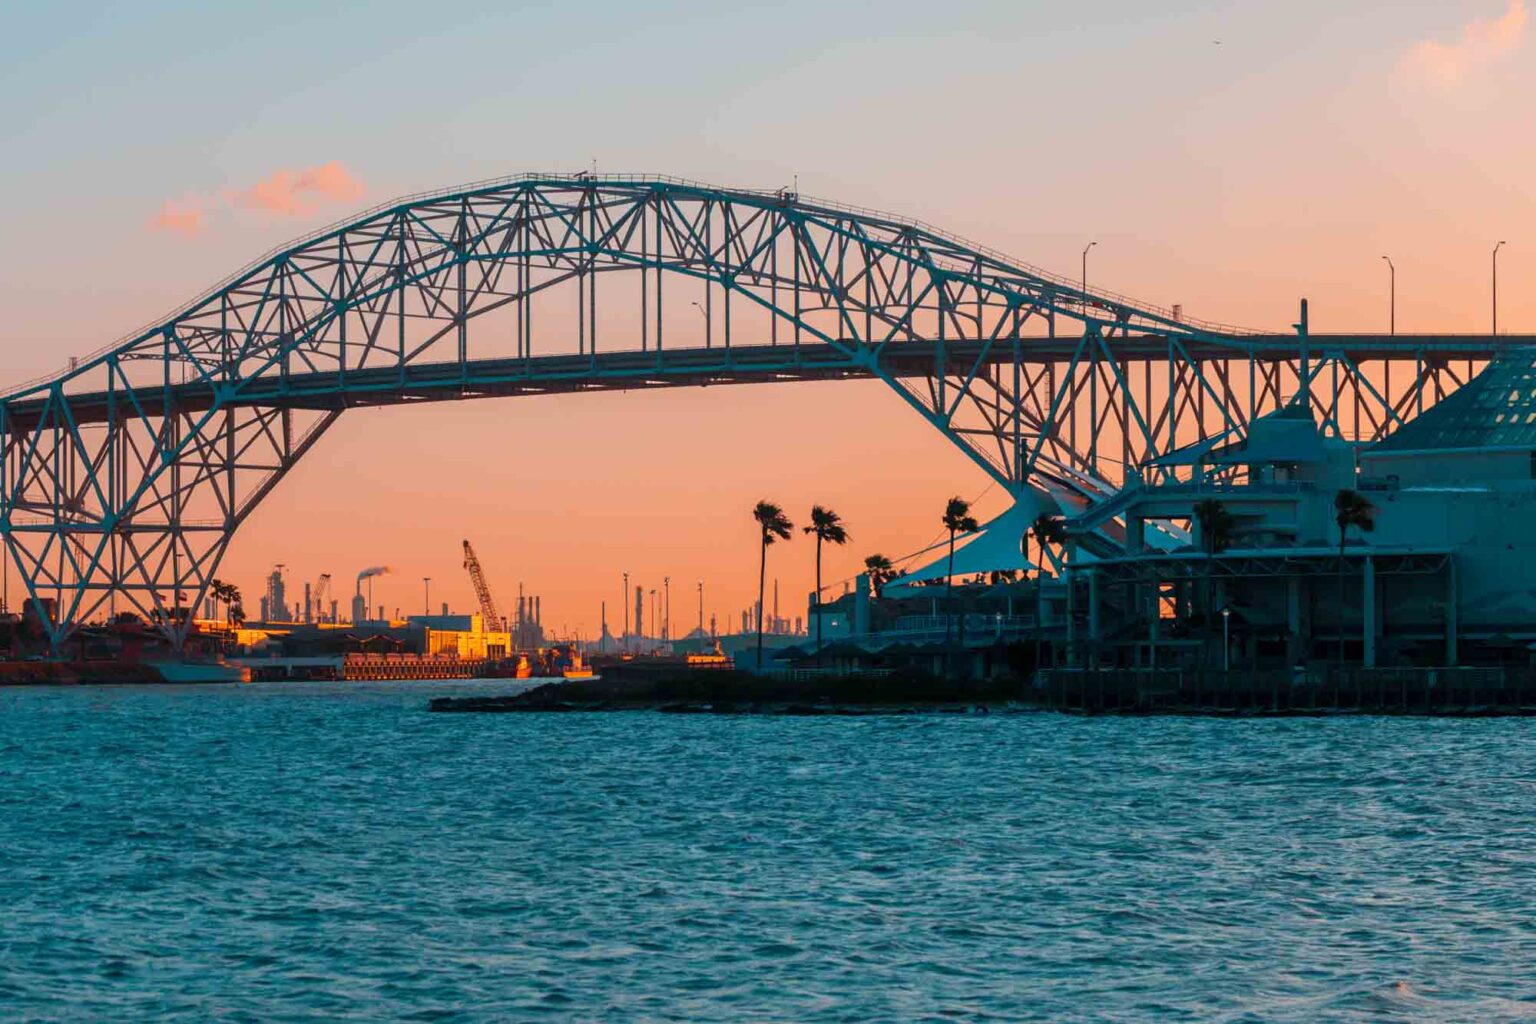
top-left (0, 174), bottom-right (1515, 643)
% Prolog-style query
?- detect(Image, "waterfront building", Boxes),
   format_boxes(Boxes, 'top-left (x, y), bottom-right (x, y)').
top-left (1069, 352), bottom-right (1536, 669)
top-left (792, 352), bottom-right (1536, 677)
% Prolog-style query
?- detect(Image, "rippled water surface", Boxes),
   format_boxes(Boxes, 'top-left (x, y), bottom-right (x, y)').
top-left (3, 682), bottom-right (1536, 1021)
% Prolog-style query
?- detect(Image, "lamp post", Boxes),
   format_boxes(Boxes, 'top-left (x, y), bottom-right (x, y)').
top-left (690, 300), bottom-right (710, 349)
top-left (1381, 255), bottom-right (1395, 336)
top-left (423, 576), bottom-right (431, 617)
top-left (1081, 241), bottom-right (1098, 308)
top-left (1222, 606), bottom-right (1231, 672)
top-left (622, 571), bottom-right (629, 652)
top-left (1493, 241), bottom-right (1507, 336)
top-left (663, 576), bottom-right (670, 643)
top-left (697, 579), bottom-right (704, 638)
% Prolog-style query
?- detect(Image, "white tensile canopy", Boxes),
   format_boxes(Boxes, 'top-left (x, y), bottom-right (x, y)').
top-left (884, 503), bottom-right (1038, 593)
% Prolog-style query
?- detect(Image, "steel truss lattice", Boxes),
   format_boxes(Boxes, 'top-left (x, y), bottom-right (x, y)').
top-left (1, 173), bottom-right (1527, 645)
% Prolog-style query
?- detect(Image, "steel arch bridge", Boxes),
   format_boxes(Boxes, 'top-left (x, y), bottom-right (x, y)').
top-left (2, 173), bottom-right (1527, 645)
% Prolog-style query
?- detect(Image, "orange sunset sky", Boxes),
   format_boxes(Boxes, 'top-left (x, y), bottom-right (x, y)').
top-left (2, 1), bottom-right (1535, 634)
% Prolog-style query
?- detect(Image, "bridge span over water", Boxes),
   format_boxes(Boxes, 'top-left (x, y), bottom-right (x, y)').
top-left (2, 173), bottom-right (1529, 643)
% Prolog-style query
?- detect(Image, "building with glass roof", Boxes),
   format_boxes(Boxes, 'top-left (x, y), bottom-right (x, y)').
top-left (1371, 347), bottom-right (1536, 455)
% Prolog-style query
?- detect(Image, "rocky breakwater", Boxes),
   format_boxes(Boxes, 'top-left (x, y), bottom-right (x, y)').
top-left (429, 669), bottom-right (1022, 715)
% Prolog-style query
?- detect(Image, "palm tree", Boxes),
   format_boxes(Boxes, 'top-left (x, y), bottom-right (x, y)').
top-left (1334, 489), bottom-right (1376, 668)
top-left (942, 496), bottom-right (980, 677)
top-left (752, 500), bottom-right (794, 672)
top-left (226, 584), bottom-right (246, 627)
top-left (804, 506), bottom-right (850, 664)
top-left (207, 578), bottom-right (226, 622)
top-left (1030, 513), bottom-right (1067, 579)
top-left (864, 553), bottom-right (896, 596)
top-left (1029, 512), bottom-right (1068, 666)
top-left (1193, 499), bottom-right (1236, 665)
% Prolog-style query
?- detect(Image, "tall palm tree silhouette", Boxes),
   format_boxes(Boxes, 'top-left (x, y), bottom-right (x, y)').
top-left (208, 578), bottom-right (228, 622)
top-left (942, 496), bottom-right (980, 677)
top-left (1334, 489), bottom-right (1376, 668)
top-left (1030, 513), bottom-right (1067, 579)
top-left (1029, 513), bottom-right (1067, 663)
top-left (752, 500), bottom-right (794, 672)
top-left (863, 554), bottom-right (896, 597)
top-left (226, 584), bottom-right (246, 627)
top-left (1193, 498), bottom-right (1236, 665)
top-left (804, 506), bottom-right (849, 665)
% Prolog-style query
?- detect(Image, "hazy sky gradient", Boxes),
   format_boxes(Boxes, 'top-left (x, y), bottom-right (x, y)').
top-left (2, 1), bottom-right (1532, 632)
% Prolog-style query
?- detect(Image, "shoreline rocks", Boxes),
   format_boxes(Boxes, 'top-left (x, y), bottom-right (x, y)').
top-left (428, 669), bottom-right (1018, 714)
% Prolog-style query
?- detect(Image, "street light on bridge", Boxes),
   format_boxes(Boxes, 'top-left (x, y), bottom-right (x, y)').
top-left (1381, 255), bottom-right (1395, 336)
top-left (690, 300), bottom-right (710, 349)
top-left (1493, 241), bottom-right (1507, 336)
top-left (1081, 241), bottom-right (1097, 306)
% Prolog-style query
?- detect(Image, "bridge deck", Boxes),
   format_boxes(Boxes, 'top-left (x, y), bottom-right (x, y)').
top-left (5, 334), bottom-right (1532, 429)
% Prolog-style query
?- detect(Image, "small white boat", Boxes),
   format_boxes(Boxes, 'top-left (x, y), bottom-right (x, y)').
top-left (148, 660), bottom-right (252, 684)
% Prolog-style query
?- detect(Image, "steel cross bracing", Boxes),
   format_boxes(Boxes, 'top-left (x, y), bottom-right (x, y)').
top-left (2, 173), bottom-right (1530, 645)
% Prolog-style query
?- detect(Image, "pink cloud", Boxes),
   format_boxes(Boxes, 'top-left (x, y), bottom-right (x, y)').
top-left (147, 162), bottom-right (366, 238)
top-left (1403, 0), bottom-right (1527, 83)
top-left (237, 161), bottom-right (366, 216)
top-left (147, 197), bottom-right (207, 237)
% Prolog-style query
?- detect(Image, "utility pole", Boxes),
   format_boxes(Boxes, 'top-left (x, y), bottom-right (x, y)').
top-left (663, 576), bottom-right (670, 643)
top-left (697, 579), bottom-right (704, 639)
top-left (622, 571), bottom-right (629, 652)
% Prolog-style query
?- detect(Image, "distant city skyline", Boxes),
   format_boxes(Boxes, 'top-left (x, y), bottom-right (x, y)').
top-left (3, 1), bottom-right (1534, 633)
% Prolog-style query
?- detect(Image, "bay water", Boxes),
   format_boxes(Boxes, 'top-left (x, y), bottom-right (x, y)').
top-left (2, 681), bottom-right (1534, 1021)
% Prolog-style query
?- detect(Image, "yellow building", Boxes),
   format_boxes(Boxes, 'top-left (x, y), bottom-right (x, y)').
top-left (420, 614), bottom-right (511, 659)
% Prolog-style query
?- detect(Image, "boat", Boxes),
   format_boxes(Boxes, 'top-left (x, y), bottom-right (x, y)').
top-left (685, 639), bottom-right (734, 669)
top-left (483, 654), bottom-right (533, 679)
top-left (562, 648), bottom-right (596, 680)
top-left (148, 659), bottom-right (252, 684)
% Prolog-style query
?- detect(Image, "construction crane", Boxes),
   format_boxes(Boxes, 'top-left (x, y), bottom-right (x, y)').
top-left (314, 573), bottom-right (332, 622)
top-left (462, 539), bottom-right (505, 632)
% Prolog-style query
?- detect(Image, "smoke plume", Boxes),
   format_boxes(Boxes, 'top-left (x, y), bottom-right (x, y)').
top-left (357, 565), bottom-right (392, 582)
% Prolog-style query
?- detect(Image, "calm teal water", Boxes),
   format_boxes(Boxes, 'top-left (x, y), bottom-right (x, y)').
top-left (2, 682), bottom-right (1535, 1022)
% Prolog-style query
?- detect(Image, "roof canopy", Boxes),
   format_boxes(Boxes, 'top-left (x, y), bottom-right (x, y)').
top-left (884, 503), bottom-right (1035, 592)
